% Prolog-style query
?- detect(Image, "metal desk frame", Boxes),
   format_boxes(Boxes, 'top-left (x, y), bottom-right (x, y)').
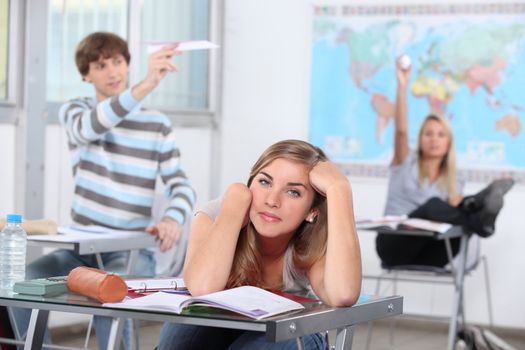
top-left (361, 225), bottom-right (469, 350)
top-left (0, 292), bottom-right (403, 350)
top-left (6, 231), bottom-right (158, 347)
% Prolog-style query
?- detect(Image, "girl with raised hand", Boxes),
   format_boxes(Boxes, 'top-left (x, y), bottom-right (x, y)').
top-left (376, 57), bottom-right (514, 268)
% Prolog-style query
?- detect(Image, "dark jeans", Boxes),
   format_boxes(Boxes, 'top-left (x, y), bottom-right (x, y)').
top-left (376, 198), bottom-right (465, 268)
top-left (157, 322), bottom-right (326, 350)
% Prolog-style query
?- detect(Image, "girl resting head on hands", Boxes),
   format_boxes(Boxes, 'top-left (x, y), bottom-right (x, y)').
top-left (183, 139), bottom-right (362, 308)
top-left (158, 139), bottom-right (361, 350)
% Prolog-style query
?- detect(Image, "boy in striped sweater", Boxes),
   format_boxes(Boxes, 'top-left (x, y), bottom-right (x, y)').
top-left (15, 32), bottom-right (196, 349)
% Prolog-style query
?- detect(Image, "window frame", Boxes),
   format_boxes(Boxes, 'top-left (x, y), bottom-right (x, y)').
top-left (0, 0), bottom-right (24, 123)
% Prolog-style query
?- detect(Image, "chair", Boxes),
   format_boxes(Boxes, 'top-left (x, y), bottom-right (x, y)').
top-left (363, 231), bottom-right (493, 350)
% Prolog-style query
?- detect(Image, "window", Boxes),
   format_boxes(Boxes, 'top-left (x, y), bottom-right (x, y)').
top-left (47, 0), bottom-right (128, 102)
top-left (0, 0), bottom-right (22, 123)
top-left (46, 0), bottom-right (214, 118)
top-left (140, 0), bottom-right (211, 110)
top-left (0, 0), bottom-right (9, 101)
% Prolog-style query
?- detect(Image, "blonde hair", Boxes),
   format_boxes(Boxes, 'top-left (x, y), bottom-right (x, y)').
top-left (226, 140), bottom-right (329, 289)
top-left (416, 115), bottom-right (458, 199)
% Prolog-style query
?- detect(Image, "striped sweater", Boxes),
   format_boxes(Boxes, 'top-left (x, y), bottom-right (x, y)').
top-left (59, 88), bottom-right (196, 230)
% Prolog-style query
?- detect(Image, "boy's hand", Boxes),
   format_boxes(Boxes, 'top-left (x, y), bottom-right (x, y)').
top-left (146, 216), bottom-right (182, 252)
top-left (144, 44), bottom-right (181, 87)
top-left (132, 44), bottom-right (181, 101)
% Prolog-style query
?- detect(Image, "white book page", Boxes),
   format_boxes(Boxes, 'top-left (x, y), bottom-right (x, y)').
top-left (356, 215), bottom-right (407, 230)
top-left (402, 218), bottom-right (452, 233)
top-left (146, 40), bottom-right (219, 54)
top-left (104, 292), bottom-right (190, 313)
top-left (190, 286), bottom-right (304, 319)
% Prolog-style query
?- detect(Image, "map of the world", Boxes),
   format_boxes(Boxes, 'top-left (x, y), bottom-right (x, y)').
top-left (309, 3), bottom-right (525, 181)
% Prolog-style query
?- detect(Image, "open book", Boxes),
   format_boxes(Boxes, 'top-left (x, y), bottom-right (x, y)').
top-left (356, 215), bottom-right (452, 234)
top-left (104, 286), bottom-right (305, 320)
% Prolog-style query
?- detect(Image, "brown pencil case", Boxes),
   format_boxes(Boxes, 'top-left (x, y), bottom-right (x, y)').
top-left (66, 266), bottom-right (127, 303)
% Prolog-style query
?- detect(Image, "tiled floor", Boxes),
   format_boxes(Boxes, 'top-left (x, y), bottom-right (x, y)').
top-left (50, 316), bottom-right (525, 350)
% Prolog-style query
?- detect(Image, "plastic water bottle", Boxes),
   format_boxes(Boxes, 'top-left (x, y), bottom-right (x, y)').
top-left (0, 214), bottom-right (27, 291)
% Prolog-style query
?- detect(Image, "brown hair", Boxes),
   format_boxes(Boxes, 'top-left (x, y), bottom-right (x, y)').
top-left (416, 114), bottom-right (459, 199)
top-left (75, 32), bottom-right (130, 77)
top-left (226, 140), bottom-right (329, 289)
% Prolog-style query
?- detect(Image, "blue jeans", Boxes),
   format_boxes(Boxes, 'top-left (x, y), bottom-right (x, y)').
top-left (13, 249), bottom-right (155, 350)
top-left (157, 322), bottom-right (326, 350)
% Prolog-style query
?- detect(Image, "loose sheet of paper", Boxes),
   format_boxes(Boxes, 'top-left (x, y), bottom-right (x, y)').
top-left (146, 40), bottom-right (219, 54)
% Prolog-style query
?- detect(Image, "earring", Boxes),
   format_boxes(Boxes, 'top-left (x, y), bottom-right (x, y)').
top-left (306, 215), bottom-right (317, 224)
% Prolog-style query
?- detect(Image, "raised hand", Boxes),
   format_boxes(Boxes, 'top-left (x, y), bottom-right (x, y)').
top-left (396, 55), bottom-right (411, 88)
top-left (144, 44), bottom-right (180, 87)
top-left (132, 44), bottom-right (181, 101)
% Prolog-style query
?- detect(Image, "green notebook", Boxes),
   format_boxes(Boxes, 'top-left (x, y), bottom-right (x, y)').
top-left (13, 277), bottom-right (68, 296)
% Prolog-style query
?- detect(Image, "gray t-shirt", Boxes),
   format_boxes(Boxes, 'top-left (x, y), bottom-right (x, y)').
top-left (384, 151), bottom-right (464, 216)
top-left (196, 198), bottom-right (310, 293)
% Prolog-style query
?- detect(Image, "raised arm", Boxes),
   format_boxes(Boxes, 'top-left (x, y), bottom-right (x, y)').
top-left (183, 183), bottom-right (252, 296)
top-left (392, 58), bottom-right (411, 166)
top-left (307, 161), bottom-right (362, 307)
top-left (59, 45), bottom-right (179, 146)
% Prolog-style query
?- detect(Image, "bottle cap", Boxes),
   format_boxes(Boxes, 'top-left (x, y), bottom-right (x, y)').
top-left (398, 54), bottom-right (412, 70)
top-left (6, 214), bottom-right (22, 223)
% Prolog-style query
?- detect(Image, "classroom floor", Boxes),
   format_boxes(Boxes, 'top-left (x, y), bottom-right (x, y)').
top-left (49, 316), bottom-right (525, 350)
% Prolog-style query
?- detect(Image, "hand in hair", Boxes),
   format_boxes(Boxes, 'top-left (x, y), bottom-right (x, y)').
top-left (309, 161), bottom-right (350, 196)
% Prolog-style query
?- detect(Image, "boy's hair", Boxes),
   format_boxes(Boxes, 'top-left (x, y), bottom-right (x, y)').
top-left (75, 32), bottom-right (131, 77)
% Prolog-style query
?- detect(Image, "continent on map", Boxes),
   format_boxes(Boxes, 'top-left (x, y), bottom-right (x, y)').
top-left (466, 57), bottom-right (506, 94)
top-left (338, 21), bottom-right (400, 90)
top-left (411, 75), bottom-right (460, 115)
top-left (496, 114), bottom-right (521, 138)
top-left (371, 93), bottom-right (395, 143)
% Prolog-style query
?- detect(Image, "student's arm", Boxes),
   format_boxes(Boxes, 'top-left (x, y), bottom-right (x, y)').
top-left (183, 183), bottom-right (252, 296)
top-left (145, 129), bottom-right (196, 252)
top-left (59, 45), bottom-right (179, 146)
top-left (307, 161), bottom-right (362, 307)
top-left (392, 59), bottom-right (411, 166)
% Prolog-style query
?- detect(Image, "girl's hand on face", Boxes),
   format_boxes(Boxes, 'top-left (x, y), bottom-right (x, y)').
top-left (309, 161), bottom-right (349, 196)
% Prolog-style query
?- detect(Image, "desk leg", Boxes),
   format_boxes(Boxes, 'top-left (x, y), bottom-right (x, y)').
top-left (334, 325), bottom-right (355, 350)
top-left (107, 317), bottom-right (125, 350)
top-left (295, 336), bottom-right (305, 350)
top-left (24, 309), bottom-right (49, 350)
top-left (447, 234), bottom-right (468, 350)
top-left (126, 250), bottom-right (138, 275)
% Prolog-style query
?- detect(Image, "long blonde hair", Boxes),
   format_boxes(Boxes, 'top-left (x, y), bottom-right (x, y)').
top-left (416, 115), bottom-right (458, 199)
top-left (226, 140), bottom-right (329, 289)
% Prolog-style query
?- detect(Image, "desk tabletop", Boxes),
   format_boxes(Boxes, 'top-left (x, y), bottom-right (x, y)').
top-left (0, 290), bottom-right (403, 342)
top-left (358, 225), bottom-right (466, 240)
top-left (27, 230), bottom-right (158, 254)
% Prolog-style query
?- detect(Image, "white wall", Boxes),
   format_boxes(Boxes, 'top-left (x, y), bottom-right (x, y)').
top-left (219, 0), bottom-right (525, 329)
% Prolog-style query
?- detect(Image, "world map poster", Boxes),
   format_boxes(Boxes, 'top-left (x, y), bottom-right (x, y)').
top-left (309, 3), bottom-right (525, 182)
